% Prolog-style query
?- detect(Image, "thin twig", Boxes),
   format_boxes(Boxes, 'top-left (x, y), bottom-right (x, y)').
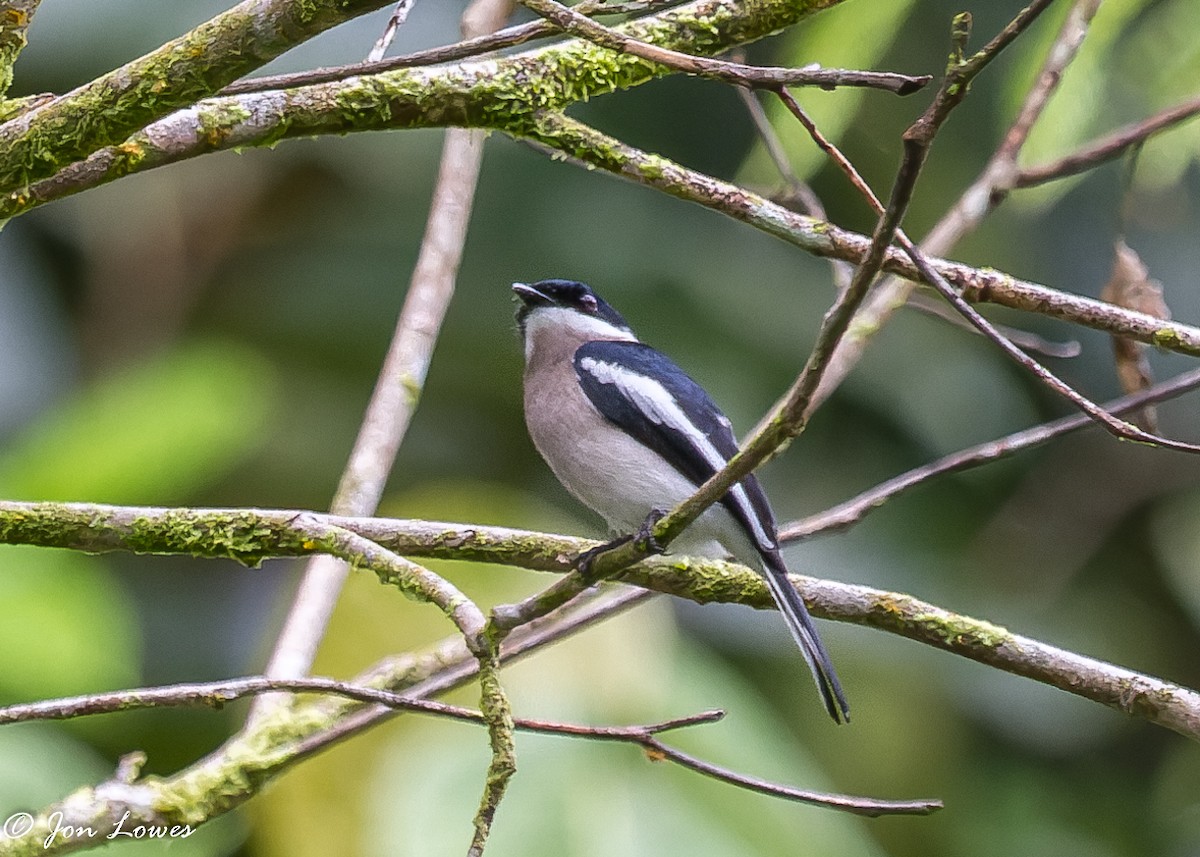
top-left (803, 0), bottom-right (1089, 410)
top-left (0, 677), bottom-right (939, 817)
top-left (904, 292), bottom-right (1081, 358)
top-left (779, 89), bottom-right (1200, 454)
top-left (634, 739), bottom-right (939, 816)
top-left (368, 0), bottom-right (417, 62)
top-left (252, 3), bottom-right (508, 715)
top-left (923, 0), bottom-right (1103, 254)
top-left (734, 83), bottom-right (852, 293)
top-left (780, 365), bottom-right (1200, 541)
top-left (520, 0), bottom-right (931, 94)
top-left (220, 0), bottom-right (684, 97)
top-left (0, 676), bottom-right (552, 727)
top-left (1017, 92), bottom-right (1200, 188)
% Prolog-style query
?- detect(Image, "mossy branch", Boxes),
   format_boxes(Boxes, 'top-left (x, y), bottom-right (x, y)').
top-left (0, 496), bottom-right (1195, 854)
top-left (0, 0), bottom-right (844, 210)
top-left (8, 99), bottom-right (1200, 362)
top-left (523, 112), bottom-right (1200, 356)
top-left (0, 500), bottom-right (1197, 743)
top-left (0, 0), bottom-right (397, 191)
top-left (0, 0), bottom-right (39, 101)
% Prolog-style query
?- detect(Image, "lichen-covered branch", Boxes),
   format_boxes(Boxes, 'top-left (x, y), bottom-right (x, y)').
top-left (0, 0), bottom-right (843, 215)
top-left (0, 499), bottom-right (1197, 742)
top-left (524, 112), bottom-right (1200, 355)
top-left (255, 517), bottom-right (516, 856)
top-left (0, 0), bottom-right (39, 100)
top-left (519, 0), bottom-right (929, 93)
top-left (0, 0), bottom-right (398, 191)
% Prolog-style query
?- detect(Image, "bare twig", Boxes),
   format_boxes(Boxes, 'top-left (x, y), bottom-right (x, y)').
top-left (254, 0), bottom-right (511, 714)
top-left (734, 84), bottom-right (853, 292)
top-left (1017, 92), bottom-right (1200, 188)
top-left (904, 292), bottom-right (1081, 358)
top-left (779, 90), bottom-right (1200, 454)
top-left (805, 0), bottom-right (1093, 409)
top-left (0, 676), bottom-right (939, 818)
top-left (520, 0), bottom-right (931, 94)
top-left (780, 365), bottom-right (1200, 541)
top-left (368, 0), bottom-right (417, 62)
top-left (0, 676), bottom-right (523, 726)
top-left (632, 739), bottom-right (939, 816)
top-left (220, 0), bottom-right (683, 96)
top-left (923, 0), bottom-right (1103, 255)
top-left (0, 586), bottom-right (652, 857)
top-left (745, 74), bottom-right (1071, 358)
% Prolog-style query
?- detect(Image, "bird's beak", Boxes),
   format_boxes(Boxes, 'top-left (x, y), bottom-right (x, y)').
top-left (512, 282), bottom-right (552, 306)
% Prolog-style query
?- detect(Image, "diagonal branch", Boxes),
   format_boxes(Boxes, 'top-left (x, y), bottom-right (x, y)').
top-left (522, 112), bottom-right (1200, 356)
top-left (520, 0), bottom-right (930, 93)
top-left (780, 365), bottom-right (1200, 541)
top-left (1017, 92), bottom-right (1200, 189)
top-left (0, 677), bottom-right (939, 818)
top-left (778, 90), bottom-right (1200, 453)
top-left (807, 0), bottom-right (1101, 405)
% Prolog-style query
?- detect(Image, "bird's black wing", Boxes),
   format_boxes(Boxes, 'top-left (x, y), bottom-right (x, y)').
top-left (573, 339), bottom-right (776, 552)
top-left (574, 339), bottom-right (850, 723)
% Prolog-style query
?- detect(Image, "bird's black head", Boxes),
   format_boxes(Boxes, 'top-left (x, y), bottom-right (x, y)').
top-left (512, 279), bottom-right (632, 336)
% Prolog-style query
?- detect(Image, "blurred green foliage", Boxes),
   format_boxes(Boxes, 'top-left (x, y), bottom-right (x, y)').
top-left (3, 1), bottom-right (1200, 855)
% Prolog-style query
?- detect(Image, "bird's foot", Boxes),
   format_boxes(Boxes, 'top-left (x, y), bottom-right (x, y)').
top-left (633, 508), bottom-right (667, 555)
top-left (575, 534), bottom-right (631, 579)
top-left (574, 509), bottom-right (667, 579)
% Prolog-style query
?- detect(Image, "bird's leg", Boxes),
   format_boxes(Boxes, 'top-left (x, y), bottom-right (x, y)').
top-left (575, 509), bottom-right (666, 580)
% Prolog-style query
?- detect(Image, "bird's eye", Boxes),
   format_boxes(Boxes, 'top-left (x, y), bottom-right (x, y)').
top-left (579, 294), bottom-right (598, 312)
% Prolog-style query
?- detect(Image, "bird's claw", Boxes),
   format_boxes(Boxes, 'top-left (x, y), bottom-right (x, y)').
top-left (634, 508), bottom-right (667, 554)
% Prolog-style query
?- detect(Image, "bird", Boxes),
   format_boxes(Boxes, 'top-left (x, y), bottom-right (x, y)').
top-left (512, 278), bottom-right (849, 723)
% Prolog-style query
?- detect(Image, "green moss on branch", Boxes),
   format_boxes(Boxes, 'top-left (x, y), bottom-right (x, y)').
top-left (0, 0), bottom-right (394, 191)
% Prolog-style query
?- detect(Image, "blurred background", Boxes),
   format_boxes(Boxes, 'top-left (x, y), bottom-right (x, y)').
top-left (3, 0), bottom-right (1200, 854)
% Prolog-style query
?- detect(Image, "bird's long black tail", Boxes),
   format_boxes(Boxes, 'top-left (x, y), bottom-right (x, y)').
top-left (760, 551), bottom-right (850, 724)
